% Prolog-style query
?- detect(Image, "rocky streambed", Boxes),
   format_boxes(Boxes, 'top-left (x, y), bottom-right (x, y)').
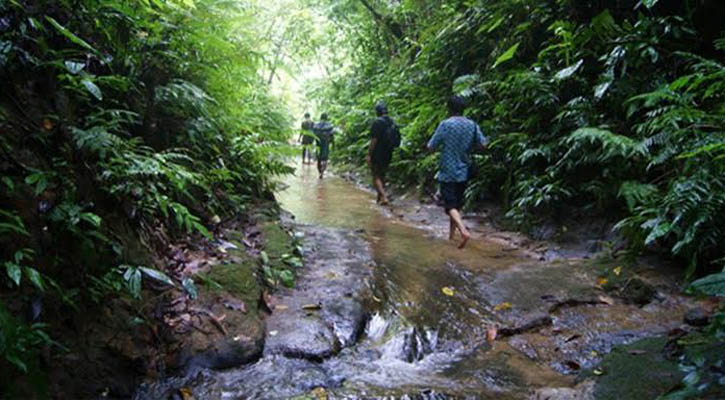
top-left (134, 165), bottom-right (719, 400)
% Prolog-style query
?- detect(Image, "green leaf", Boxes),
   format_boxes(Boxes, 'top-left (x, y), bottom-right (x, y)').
top-left (2, 176), bottom-right (13, 191)
top-left (81, 79), bottom-right (103, 100)
top-left (24, 267), bottom-right (44, 291)
top-left (64, 60), bottom-right (85, 74)
top-left (127, 269), bottom-right (142, 298)
top-left (689, 272), bottom-right (725, 297)
top-left (554, 59), bottom-right (583, 80)
top-left (139, 267), bottom-right (176, 287)
top-left (492, 42), bottom-right (519, 69)
top-left (80, 212), bottom-right (102, 228)
top-left (642, 0), bottom-right (660, 9)
top-left (45, 16), bottom-right (99, 54)
top-left (279, 269), bottom-right (295, 288)
top-left (182, 277), bottom-right (198, 299)
top-left (260, 251), bottom-right (269, 265)
top-left (5, 262), bottom-right (22, 286)
top-left (5, 354), bottom-right (28, 373)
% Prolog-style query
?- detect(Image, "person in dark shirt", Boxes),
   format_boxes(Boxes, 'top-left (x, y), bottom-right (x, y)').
top-left (366, 102), bottom-right (395, 205)
top-left (298, 112), bottom-right (314, 164)
top-left (313, 113), bottom-right (334, 179)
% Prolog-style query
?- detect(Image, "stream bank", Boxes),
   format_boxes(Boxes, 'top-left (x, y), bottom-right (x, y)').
top-left (22, 205), bottom-right (304, 400)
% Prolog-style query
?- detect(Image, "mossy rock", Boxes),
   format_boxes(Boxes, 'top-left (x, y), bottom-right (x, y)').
top-left (203, 262), bottom-right (260, 316)
top-left (584, 337), bottom-right (683, 400)
top-left (261, 221), bottom-right (296, 259)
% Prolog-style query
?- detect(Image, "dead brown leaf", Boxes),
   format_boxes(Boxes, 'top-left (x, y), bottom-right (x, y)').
top-left (486, 327), bottom-right (497, 344)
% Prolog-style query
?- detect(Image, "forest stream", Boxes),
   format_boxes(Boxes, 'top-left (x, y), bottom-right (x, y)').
top-left (135, 165), bottom-right (699, 400)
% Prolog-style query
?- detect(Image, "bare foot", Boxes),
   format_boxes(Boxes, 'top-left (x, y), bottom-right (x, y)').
top-left (379, 199), bottom-right (389, 206)
top-left (458, 231), bottom-right (470, 249)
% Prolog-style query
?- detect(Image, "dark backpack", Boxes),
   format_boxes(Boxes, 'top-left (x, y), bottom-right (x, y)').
top-left (384, 119), bottom-right (401, 149)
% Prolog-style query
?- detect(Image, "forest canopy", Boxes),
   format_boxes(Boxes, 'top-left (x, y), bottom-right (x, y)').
top-left (309, 0), bottom-right (725, 276)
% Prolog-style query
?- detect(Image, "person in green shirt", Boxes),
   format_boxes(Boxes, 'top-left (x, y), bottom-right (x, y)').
top-left (298, 112), bottom-right (314, 165)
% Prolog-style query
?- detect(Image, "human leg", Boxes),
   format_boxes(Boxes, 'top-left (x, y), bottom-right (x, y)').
top-left (440, 181), bottom-right (470, 248)
top-left (448, 208), bottom-right (470, 249)
top-left (371, 164), bottom-right (388, 205)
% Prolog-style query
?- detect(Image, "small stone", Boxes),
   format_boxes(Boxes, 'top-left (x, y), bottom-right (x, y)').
top-left (684, 307), bottom-right (710, 327)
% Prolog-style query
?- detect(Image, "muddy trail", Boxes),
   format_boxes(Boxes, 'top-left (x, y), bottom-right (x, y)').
top-left (136, 165), bottom-right (700, 399)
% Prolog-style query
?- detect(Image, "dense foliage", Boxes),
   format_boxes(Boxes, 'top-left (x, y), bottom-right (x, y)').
top-left (311, 1), bottom-right (725, 396)
top-left (311, 0), bottom-right (725, 276)
top-left (0, 0), bottom-right (294, 381)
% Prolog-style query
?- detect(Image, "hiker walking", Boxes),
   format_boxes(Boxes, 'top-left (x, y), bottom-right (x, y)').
top-left (427, 96), bottom-right (487, 249)
top-left (299, 112), bottom-right (314, 164)
top-left (313, 113), bottom-right (334, 179)
top-left (366, 102), bottom-right (399, 205)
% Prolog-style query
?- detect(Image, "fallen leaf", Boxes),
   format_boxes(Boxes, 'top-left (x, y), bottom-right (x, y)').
top-left (597, 295), bottom-right (614, 305)
top-left (441, 286), bottom-right (455, 296)
top-left (494, 302), bottom-right (512, 311)
top-left (262, 290), bottom-right (276, 311)
top-left (593, 368), bottom-right (605, 376)
top-left (371, 295), bottom-right (382, 302)
top-left (311, 387), bottom-right (328, 400)
top-left (302, 303), bottom-right (322, 311)
top-left (42, 119), bottom-right (54, 131)
top-left (590, 350), bottom-right (600, 357)
top-left (613, 266), bottom-right (622, 276)
top-left (486, 327), bottom-right (497, 344)
top-left (596, 277), bottom-right (609, 286)
top-left (269, 330), bottom-right (278, 336)
top-left (179, 387), bottom-right (193, 400)
top-left (275, 304), bottom-right (289, 311)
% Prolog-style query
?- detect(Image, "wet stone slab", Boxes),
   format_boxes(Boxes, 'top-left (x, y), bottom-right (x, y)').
top-left (263, 225), bottom-right (374, 361)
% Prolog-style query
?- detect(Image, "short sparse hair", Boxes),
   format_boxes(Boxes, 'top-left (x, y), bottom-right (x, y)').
top-left (448, 95), bottom-right (466, 114)
top-left (375, 102), bottom-right (388, 116)
top-left (320, 113), bottom-right (328, 120)
top-left (304, 112), bottom-right (310, 118)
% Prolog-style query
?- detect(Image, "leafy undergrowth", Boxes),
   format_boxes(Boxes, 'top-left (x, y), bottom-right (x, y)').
top-left (0, 0), bottom-right (298, 394)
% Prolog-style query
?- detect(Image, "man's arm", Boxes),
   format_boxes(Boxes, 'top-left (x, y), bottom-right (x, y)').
top-left (367, 137), bottom-right (377, 165)
top-left (472, 124), bottom-right (488, 152)
top-left (426, 123), bottom-right (443, 153)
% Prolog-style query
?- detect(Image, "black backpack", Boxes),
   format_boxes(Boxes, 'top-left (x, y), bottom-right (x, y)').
top-left (384, 119), bottom-right (401, 149)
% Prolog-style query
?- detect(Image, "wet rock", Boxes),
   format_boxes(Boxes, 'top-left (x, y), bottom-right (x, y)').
top-left (499, 313), bottom-right (552, 337)
top-left (508, 337), bottom-right (539, 360)
top-left (179, 331), bottom-right (264, 373)
top-left (322, 297), bottom-right (368, 347)
top-left (401, 327), bottom-right (435, 362)
top-left (605, 278), bottom-right (657, 306)
top-left (531, 380), bottom-right (594, 400)
top-left (177, 315), bottom-right (265, 373)
top-left (264, 315), bottom-right (341, 361)
top-left (683, 307), bottom-right (710, 327)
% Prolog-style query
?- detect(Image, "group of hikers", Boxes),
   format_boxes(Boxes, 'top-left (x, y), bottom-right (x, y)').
top-left (298, 95), bottom-right (487, 249)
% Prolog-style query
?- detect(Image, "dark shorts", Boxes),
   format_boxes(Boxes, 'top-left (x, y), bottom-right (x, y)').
top-left (440, 181), bottom-right (467, 213)
top-left (370, 162), bottom-right (389, 179)
top-left (317, 141), bottom-right (330, 161)
top-left (302, 135), bottom-right (314, 145)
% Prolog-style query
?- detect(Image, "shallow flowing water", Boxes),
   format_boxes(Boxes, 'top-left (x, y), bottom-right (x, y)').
top-left (136, 165), bottom-right (691, 399)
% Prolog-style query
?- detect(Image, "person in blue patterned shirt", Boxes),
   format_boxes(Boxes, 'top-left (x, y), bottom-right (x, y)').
top-left (427, 96), bottom-right (487, 249)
